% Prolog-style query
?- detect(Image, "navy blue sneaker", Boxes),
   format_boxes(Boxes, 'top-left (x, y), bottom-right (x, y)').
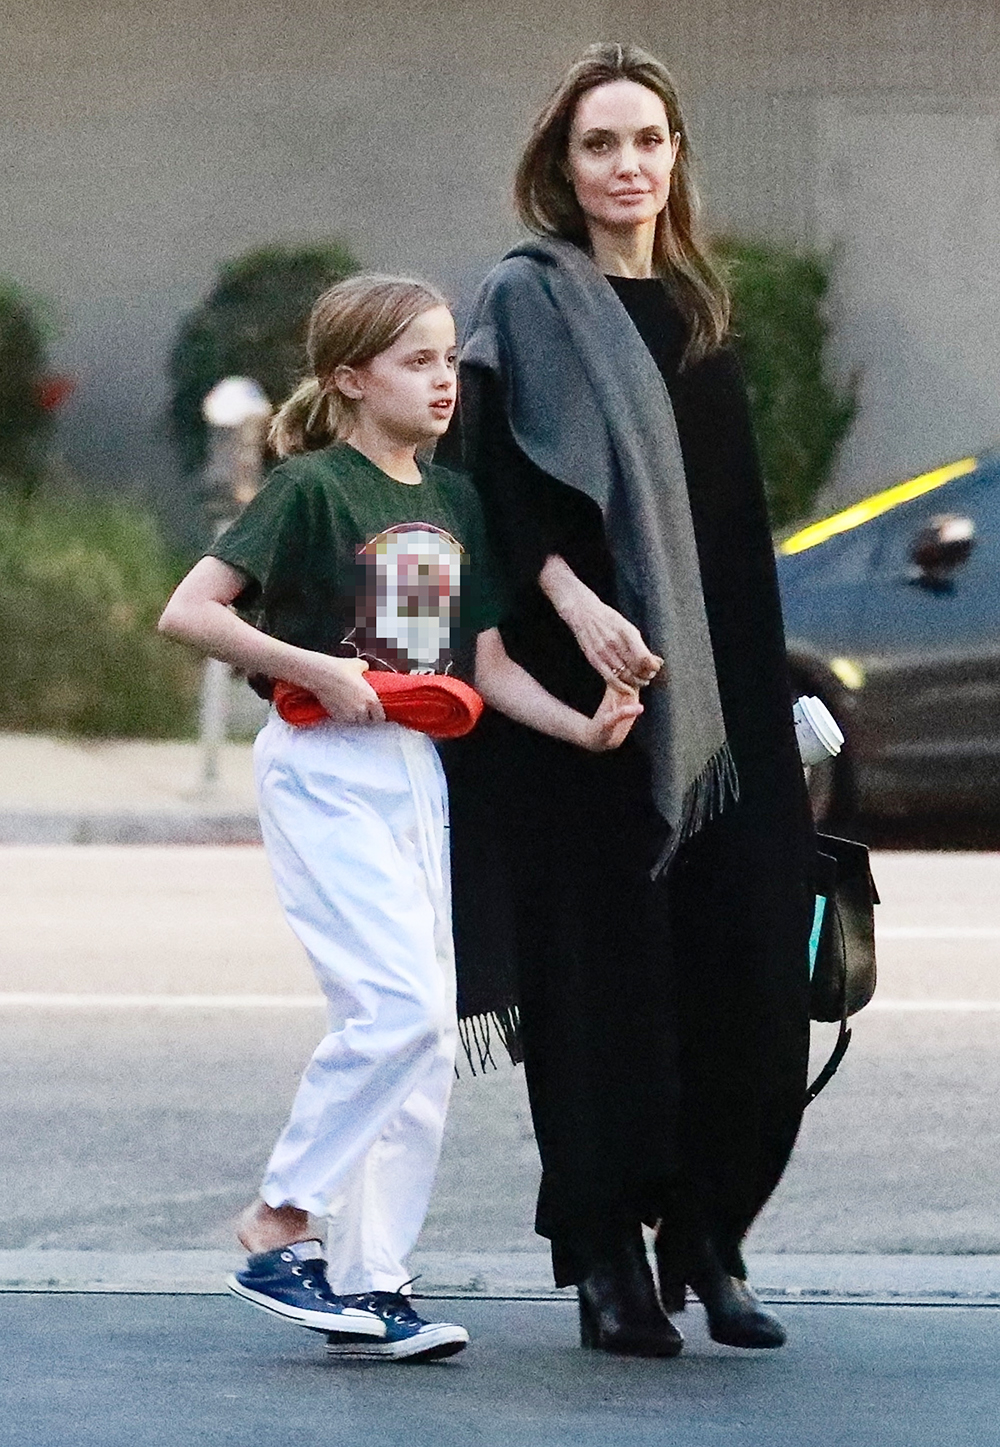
top-left (326, 1291), bottom-right (469, 1361)
top-left (226, 1245), bottom-right (386, 1337)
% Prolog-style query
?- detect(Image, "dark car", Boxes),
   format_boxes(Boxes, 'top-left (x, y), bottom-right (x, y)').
top-left (775, 452), bottom-right (1000, 824)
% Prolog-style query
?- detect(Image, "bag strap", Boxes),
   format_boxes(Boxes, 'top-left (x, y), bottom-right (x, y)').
top-left (806, 1014), bottom-right (852, 1104)
top-left (805, 878), bottom-right (853, 1105)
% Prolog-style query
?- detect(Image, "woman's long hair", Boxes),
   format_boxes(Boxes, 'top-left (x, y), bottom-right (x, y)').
top-left (270, 274), bottom-right (448, 457)
top-left (515, 42), bottom-right (729, 361)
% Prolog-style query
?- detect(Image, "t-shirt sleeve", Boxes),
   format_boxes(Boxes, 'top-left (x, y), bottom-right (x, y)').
top-left (208, 463), bottom-right (312, 622)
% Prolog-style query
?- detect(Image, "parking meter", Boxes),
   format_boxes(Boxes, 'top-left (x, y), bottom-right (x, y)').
top-left (198, 377), bottom-right (271, 792)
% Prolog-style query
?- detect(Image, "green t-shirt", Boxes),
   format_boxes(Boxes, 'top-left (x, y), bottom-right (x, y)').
top-left (210, 442), bottom-right (506, 677)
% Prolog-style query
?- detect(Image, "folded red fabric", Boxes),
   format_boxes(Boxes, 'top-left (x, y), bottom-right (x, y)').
top-left (272, 672), bottom-right (485, 740)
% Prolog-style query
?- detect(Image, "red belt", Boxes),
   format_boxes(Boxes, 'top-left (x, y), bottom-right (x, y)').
top-left (272, 673), bottom-right (484, 740)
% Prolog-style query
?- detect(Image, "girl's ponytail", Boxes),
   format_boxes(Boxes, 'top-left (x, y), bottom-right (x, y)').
top-left (269, 376), bottom-right (338, 459)
top-left (271, 274), bottom-right (448, 458)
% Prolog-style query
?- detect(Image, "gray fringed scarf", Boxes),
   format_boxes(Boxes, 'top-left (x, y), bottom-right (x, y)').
top-left (460, 236), bottom-right (738, 868)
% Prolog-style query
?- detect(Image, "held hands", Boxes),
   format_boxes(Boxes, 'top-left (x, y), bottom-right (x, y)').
top-left (579, 681), bottom-right (644, 752)
top-left (302, 656), bottom-right (385, 726)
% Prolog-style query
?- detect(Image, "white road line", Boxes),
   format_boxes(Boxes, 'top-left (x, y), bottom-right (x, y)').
top-left (0, 993), bottom-right (325, 1008)
top-left (878, 927), bottom-right (1000, 940)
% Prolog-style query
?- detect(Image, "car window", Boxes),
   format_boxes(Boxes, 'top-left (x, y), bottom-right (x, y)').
top-left (872, 463), bottom-right (1000, 578)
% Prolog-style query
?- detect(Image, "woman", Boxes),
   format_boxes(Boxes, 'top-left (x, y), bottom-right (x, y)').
top-left (442, 42), bottom-right (814, 1356)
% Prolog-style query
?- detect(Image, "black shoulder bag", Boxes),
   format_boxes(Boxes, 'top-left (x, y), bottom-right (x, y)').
top-left (806, 834), bottom-right (879, 1104)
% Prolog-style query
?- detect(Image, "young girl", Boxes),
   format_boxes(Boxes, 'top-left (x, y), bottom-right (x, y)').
top-left (158, 274), bottom-right (644, 1362)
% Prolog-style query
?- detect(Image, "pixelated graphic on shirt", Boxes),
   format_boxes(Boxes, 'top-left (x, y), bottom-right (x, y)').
top-left (346, 522), bottom-right (467, 674)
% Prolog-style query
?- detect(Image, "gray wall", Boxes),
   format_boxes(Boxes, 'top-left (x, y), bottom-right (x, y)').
top-left (626, 0), bottom-right (1000, 501)
top-left (2, 0), bottom-right (613, 526)
top-left (4, 0), bottom-right (1000, 526)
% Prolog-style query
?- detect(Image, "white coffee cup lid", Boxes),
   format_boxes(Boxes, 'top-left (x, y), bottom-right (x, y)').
top-left (796, 695), bottom-right (844, 755)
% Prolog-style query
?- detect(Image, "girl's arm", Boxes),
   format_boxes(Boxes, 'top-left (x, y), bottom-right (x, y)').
top-left (539, 554), bottom-right (664, 693)
top-left (158, 557), bottom-right (385, 725)
top-left (474, 627), bottom-right (642, 752)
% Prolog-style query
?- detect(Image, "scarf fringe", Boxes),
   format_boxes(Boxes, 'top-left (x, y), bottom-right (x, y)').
top-left (457, 1004), bottom-right (523, 1077)
top-left (456, 748), bottom-right (738, 1069)
top-left (651, 741), bottom-right (740, 879)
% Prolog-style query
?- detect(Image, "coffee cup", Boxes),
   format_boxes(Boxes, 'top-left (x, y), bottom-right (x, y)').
top-left (792, 695), bottom-right (844, 766)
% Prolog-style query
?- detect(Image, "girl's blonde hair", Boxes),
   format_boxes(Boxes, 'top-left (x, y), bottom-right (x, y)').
top-left (270, 274), bottom-right (448, 457)
top-left (514, 42), bottom-right (730, 362)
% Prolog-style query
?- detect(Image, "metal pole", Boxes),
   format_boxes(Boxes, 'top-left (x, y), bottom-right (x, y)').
top-left (198, 655), bottom-right (230, 790)
top-left (197, 379), bottom-right (271, 799)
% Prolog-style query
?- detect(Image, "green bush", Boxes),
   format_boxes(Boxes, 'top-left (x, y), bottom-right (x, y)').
top-left (0, 281), bottom-right (54, 492)
top-left (168, 242), bottom-right (360, 475)
top-left (0, 489), bottom-right (198, 736)
top-left (717, 240), bottom-right (857, 528)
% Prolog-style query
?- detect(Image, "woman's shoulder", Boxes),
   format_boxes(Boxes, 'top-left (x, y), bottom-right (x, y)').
top-left (472, 250), bottom-right (552, 313)
top-left (483, 248), bottom-right (547, 286)
top-left (684, 334), bottom-right (745, 389)
top-left (463, 248), bottom-right (561, 366)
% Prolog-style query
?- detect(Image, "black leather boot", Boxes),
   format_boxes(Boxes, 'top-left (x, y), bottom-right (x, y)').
top-left (686, 1238), bottom-right (787, 1349)
top-left (578, 1228), bottom-right (684, 1358)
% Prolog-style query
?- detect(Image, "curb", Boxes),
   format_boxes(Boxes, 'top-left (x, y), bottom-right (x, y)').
top-left (0, 811), bottom-right (262, 846)
top-left (3, 1251), bottom-right (1000, 1304)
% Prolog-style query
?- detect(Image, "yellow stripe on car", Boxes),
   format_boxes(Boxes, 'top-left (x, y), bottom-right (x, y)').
top-left (779, 457), bottom-right (979, 555)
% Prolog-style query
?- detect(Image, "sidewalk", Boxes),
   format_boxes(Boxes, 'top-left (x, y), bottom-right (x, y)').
top-left (0, 731), bottom-right (261, 843)
top-left (3, 1249), bottom-right (1000, 1305)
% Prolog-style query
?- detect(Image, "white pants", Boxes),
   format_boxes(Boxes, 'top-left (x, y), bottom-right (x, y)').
top-left (253, 713), bottom-right (457, 1293)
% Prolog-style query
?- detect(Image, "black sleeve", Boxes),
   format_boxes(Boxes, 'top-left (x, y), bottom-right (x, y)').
top-left (453, 370), bottom-right (609, 596)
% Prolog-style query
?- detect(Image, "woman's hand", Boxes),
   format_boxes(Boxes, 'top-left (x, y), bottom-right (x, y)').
top-left (566, 593), bottom-right (664, 691)
top-left (539, 555), bottom-right (664, 691)
top-left (301, 656), bottom-right (385, 726)
top-left (578, 682), bottom-right (644, 752)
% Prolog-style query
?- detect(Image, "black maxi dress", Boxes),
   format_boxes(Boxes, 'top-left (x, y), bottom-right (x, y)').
top-left (443, 275), bottom-right (815, 1289)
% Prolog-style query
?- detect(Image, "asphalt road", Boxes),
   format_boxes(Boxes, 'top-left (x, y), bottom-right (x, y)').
top-left (4, 1294), bottom-right (999, 1447)
top-left (1, 846), bottom-right (999, 1255)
